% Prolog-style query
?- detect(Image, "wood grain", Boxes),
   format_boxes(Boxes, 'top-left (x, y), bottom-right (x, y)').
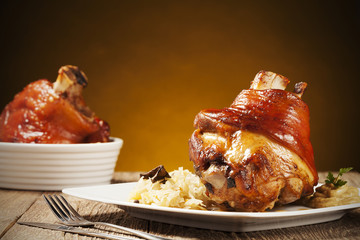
top-left (3, 194), bottom-right (150, 240)
top-left (0, 171), bottom-right (359, 240)
top-left (0, 190), bottom-right (42, 238)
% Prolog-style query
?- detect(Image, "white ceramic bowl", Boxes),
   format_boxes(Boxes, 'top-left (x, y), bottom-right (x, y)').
top-left (0, 137), bottom-right (123, 190)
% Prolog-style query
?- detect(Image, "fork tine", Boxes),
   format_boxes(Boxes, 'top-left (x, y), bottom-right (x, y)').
top-left (43, 195), bottom-right (63, 221)
top-left (53, 195), bottom-right (77, 221)
top-left (58, 195), bottom-right (84, 220)
top-left (43, 195), bottom-right (69, 222)
top-left (46, 195), bottom-right (71, 221)
top-left (46, 195), bottom-right (164, 240)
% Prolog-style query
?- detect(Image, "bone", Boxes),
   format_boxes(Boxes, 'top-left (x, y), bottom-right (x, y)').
top-left (293, 82), bottom-right (307, 98)
top-left (53, 65), bottom-right (88, 94)
top-left (250, 70), bottom-right (290, 90)
top-left (53, 65), bottom-right (93, 118)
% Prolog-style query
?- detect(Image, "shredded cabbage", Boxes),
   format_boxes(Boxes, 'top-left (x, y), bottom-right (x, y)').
top-left (128, 167), bottom-right (209, 210)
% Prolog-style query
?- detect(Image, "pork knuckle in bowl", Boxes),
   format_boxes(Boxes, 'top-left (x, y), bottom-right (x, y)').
top-left (0, 65), bottom-right (123, 190)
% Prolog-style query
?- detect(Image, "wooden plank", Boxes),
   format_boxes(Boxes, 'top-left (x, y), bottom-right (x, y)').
top-left (0, 189), bottom-right (42, 238)
top-left (0, 171), bottom-right (142, 240)
top-left (2, 193), bottom-right (150, 240)
top-left (112, 171), bottom-right (142, 183)
top-left (1, 192), bottom-right (62, 240)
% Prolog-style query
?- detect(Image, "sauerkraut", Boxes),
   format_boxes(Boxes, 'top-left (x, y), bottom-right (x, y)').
top-left (304, 184), bottom-right (360, 208)
top-left (129, 167), bottom-right (209, 210)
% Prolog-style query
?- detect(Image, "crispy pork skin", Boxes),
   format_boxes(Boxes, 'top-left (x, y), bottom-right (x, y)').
top-left (0, 65), bottom-right (110, 143)
top-left (189, 71), bottom-right (318, 212)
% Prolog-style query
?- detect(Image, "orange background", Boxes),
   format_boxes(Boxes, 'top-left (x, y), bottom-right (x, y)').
top-left (1, 1), bottom-right (359, 172)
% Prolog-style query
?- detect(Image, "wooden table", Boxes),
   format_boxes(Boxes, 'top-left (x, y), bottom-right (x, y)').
top-left (1, 171), bottom-right (360, 240)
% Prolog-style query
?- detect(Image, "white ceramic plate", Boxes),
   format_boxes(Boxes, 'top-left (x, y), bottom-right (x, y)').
top-left (63, 182), bottom-right (360, 232)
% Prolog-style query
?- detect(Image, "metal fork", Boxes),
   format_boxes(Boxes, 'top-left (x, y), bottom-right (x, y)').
top-left (43, 194), bottom-right (169, 240)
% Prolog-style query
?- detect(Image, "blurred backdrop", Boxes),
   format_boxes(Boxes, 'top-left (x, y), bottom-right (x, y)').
top-left (1, 1), bottom-right (359, 172)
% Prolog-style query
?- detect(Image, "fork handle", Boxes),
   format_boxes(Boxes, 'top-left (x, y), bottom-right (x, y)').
top-left (93, 222), bottom-right (170, 240)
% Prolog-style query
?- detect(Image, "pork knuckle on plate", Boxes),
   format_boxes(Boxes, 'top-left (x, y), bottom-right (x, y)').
top-left (189, 71), bottom-right (318, 212)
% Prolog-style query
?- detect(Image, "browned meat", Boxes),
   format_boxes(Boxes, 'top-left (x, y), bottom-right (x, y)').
top-left (0, 65), bottom-right (110, 143)
top-left (189, 70), bottom-right (318, 212)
